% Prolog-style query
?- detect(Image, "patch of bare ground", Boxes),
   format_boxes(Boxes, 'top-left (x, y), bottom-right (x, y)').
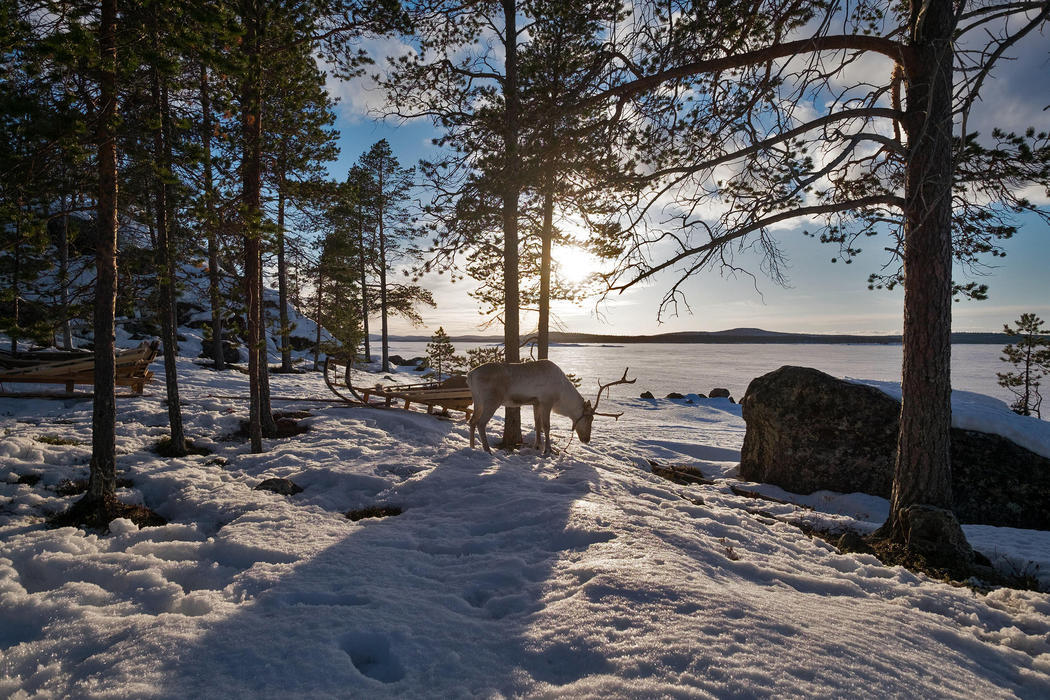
top-left (707, 482), bottom-right (1043, 593)
top-left (648, 459), bottom-right (714, 486)
top-left (803, 524), bottom-right (1046, 594)
top-left (232, 411), bottom-right (313, 441)
top-left (346, 505), bottom-right (402, 522)
top-left (55, 477), bottom-right (134, 497)
top-left (49, 493), bottom-right (166, 532)
top-left (153, 437), bottom-right (213, 457)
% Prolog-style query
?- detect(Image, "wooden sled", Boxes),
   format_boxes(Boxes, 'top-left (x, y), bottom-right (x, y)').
top-left (0, 340), bottom-right (159, 396)
top-left (323, 355), bottom-right (473, 420)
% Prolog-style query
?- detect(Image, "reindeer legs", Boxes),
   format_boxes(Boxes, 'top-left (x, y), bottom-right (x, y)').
top-left (541, 405), bottom-right (554, 455)
top-left (532, 403), bottom-right (544, 450)
top-left (472, 403), bottom-right (499, 454)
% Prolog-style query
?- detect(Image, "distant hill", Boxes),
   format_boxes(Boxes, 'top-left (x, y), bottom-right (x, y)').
top-left (382, 329), bottom-right (1012, 345)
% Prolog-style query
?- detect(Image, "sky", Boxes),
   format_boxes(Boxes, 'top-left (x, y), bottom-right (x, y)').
top-left (317, 23), bottom-right (1050, 339)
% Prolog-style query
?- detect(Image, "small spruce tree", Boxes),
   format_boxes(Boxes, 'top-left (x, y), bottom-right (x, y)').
top-left (997, 313), bottom-right (1050, 418)
top-left (426, 327), bottom-right (463, 381)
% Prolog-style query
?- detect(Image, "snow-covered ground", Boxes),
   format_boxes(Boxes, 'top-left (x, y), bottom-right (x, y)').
top-left (2, 358), bottom-right (1050, 697)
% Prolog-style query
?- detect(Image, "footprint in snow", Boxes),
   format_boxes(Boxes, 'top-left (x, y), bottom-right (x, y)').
top-left (341, 631), bottom-right (405, 683)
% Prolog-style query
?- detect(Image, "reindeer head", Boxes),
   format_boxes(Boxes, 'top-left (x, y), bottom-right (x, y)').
top-left (574, 368), bottom-right (635, 444)
top-left (575, 400), bottom-right (596, 443)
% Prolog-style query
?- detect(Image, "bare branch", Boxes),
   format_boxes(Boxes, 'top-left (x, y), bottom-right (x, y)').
top-left (611, 195), bottom-right (906, 293)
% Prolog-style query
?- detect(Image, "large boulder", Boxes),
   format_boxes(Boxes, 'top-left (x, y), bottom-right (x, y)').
top-left (740, 365), bottom-right (1050, 530)
top-left (741, 366), bottom-right (898, 497)
top-left (198, 340), bottom-right (241, 365)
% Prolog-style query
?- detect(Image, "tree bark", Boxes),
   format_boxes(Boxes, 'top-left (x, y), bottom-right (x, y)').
top-left (11, 210), bottom-right (21, 354)
top-left (200, 64), bottom-right (225, 370)
top-left (358, 200), bottom-right (371, 362)
top-left (501, 0), bottom-right (522, 447)
top-left (378, 162), bottom-right (390, 373)
top-left (313, 270), bottom-right (324, 371)
top-left (59, 193), bottom-right (73, 350)
top-left (87, 0), bottom-right (119, 501)
top-left (538, 181), bottom-right (553, 360)
top-left (258, 259), bottom-right (277, 438)
top-left (152, 57), bottom-right (187, 455)
top-left (242, 1), bottom-right (264, 453)
top-left (277, 161), bottom-right (293, 372)
top-left (881, 0), bottom-right (967, 561)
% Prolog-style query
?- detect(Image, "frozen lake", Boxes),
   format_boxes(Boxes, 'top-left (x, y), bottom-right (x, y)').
top-left (384, 341), bottom-right (1013, 405)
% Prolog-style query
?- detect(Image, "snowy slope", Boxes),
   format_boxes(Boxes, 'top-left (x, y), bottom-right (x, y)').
top-left (2, 359), bottom-right (1050, 697)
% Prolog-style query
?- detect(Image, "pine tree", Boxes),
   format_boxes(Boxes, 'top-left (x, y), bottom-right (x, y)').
top-left (585, 0), bottom-right (1050, 568)
top-left (425, 327), bottom-right (463, 381)
top-left (384, 0), bottom-right (529, 445)
top-left (88, 0), bottom-right (121, 509)
top-left (516, 0), bottom-right (627, 359)
top-left (317, 197), bottom-right (365, 364)
top-left (232, 0), bottom-right (407, 452)
top-left (357, 140), bottom-right (430, 371)
top-left (998, 314), bottom-right (1050, 418)
top-left (263, 33), bottom-right (338, 373)
top-left (344, 166), bottom-right (378, 362)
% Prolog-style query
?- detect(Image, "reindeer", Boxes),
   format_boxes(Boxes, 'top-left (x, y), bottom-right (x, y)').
top-left (466, 359), bottom-right (634, 455)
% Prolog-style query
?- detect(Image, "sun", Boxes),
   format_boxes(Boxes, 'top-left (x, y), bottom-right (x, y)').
top-left (552, 244), bottom-right (600, 285)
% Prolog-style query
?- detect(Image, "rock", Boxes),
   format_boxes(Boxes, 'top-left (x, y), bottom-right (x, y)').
top-left (665, 392), bottom-right (685, 399)
top-left (388, 355), bottom-right (407, 366)
top-left (288, 336), bottom-right (314, 352)
top-left (176, 301), bottom-right (205, 326)
top-left (16, 473), bottom-right (41, 486)
top-left (709, 387), bottom-right (731, 399)
top-left (740, 365), bottom-right (1050, 530)
top-left (121, 317), bottom-right (160, 339)
top-left (254, 477), bottom-right (303, 496)
top-left (198, 341), bottom-right (241, 365)
top-left (640, 391), bottom-right (655, 399)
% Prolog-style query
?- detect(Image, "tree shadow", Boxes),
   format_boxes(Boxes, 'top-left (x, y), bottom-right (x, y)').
top-left (157, 443), bottom-right (610, 697)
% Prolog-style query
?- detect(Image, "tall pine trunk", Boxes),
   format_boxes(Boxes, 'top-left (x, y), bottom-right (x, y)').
top-left (151, 59), bottom-right (187, 455)
top-left (11, 211), bottom-right (21, 354)
top-left (200, 64), bottom-right (225, 370)
top-left (537, 181), bottom-right (554, 360)
top-left (258, 261), bottom-right (277, 437)
top-left (880, 0), bottom-right (971, 567)
top-left (500, 0), bottom-right (522, 447)
top-left (313, 269), bottom-right (324, 371)
top-left (378, 207), bottom-right (389, 373)
top-left (358, 201), bottom-right (371, 362)
top-left (277, 168), bottom-right (293, 372)
top-left (87, 0), bottom-right (119, 502)
top-left (242, 1), bottom-right (264, 453)
top-left (59, 193), bottom-right (73, 350)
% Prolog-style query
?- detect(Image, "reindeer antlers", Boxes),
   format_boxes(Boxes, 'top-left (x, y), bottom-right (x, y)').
top-left (592, 367), bottom-right (636, 419)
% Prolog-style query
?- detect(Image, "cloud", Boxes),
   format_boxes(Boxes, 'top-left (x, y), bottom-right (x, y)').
top-left (322, 36), bottom-right (417, 124)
